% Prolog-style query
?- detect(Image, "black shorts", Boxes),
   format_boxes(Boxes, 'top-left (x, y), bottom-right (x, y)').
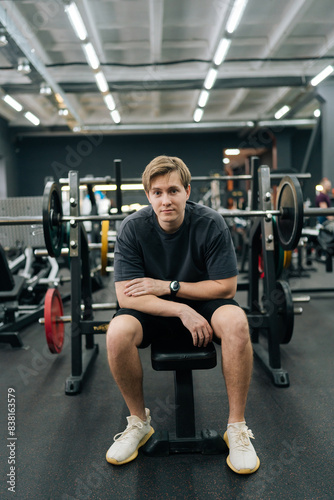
top-left (113, 298), bottom-right (240, 348)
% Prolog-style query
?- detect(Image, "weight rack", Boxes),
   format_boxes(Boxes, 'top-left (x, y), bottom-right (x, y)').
top-left (246, 157), bottom-right (297, 387)
top-left (64, 170), bottom-right (117, 395)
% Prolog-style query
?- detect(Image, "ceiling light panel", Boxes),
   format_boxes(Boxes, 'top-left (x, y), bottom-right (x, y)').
top-left (64, 2), bottom-right (88, 41)
top-left (24, 111), bottom-right (40, 126)
top-left (95, 71), bottom-right (109, 93)
top-left (2, 95), bottom-right (23, 112)
top-left (226, 0), bottom-right (249, 34)
top-left (82, 43), bottom-right (100, 70)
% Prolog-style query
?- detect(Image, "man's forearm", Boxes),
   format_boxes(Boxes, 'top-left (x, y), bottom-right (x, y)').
top-left (177, 277), bottom-right (237, 300)
top-left (118, 276), bottom-right (237, 305)
top-left (117, 289), bottom-right (186, 318)
top-left (178, 279), bottom-right (237, 300)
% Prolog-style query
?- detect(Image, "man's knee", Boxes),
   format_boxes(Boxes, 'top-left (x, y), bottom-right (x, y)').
top-left (106, 315), bottom-right (143, 355)
top-left (212, 306), bottom-right (250, 347)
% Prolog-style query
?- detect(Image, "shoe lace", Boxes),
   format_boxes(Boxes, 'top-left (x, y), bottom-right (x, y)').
top-left (233, 426), bottom-right (255, 450)
top-left (113, 422), bottom-right (144, 443)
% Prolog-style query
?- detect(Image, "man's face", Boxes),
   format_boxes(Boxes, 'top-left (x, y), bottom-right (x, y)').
top-left (146, 171), bottom-right (191, 233)
top-left (324, 179), bottom-right (332, 192)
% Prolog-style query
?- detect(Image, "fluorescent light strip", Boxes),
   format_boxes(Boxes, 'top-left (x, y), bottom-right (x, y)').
top-left (193, 108), bottom-right (203, 122)
top-left (62, 184), bottom-right (144, 192)
top-left (226, 0), bottom-right (249, 34)
top-left (275, 105), bottom-right (290, 119)
top-left (258, 119), bottom-right (316, 127)
top-left (111, 110), bottom-right (121, 124)
top-left (82, 42), bottom-right (100, 70)
top-left (24, 111), bottom-right (40, 126)
top-left (198, 90), bottom-right (209, 108)
top-left (103, 94), bottom-right (116, 111)
top-left (95, 71), bottom-right (109, 93)
top-left (2, 94), bottom-right (23, 112)
top-left (204, 68), bottom-right (218, 90)
top-left (310, 65), bottom-right (334, 86)
top-left (213, 38), bottom-right (231, 66)
top-left (63, 3), bottom-right (122, 127)
top-left (225, 149), bottom-right (240, 155)
top-left (64, 2), bottom-right (87, 41)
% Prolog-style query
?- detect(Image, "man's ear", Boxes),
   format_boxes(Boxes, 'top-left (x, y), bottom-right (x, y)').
top-left (145, 191), bottom-right (151, 203)
top-left (186, 184), bottom-right (191, 199)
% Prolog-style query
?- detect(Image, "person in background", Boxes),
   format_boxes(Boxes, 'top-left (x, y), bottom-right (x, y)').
top-left (315, 177), bottom-right (334, 224)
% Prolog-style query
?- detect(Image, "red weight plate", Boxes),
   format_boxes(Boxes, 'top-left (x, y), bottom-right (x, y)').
top-left (44, 288), bottom-right (64, 354)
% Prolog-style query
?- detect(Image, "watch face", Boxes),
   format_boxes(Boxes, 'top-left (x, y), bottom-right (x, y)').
top-left (171, 281), bottom-right (180, 292)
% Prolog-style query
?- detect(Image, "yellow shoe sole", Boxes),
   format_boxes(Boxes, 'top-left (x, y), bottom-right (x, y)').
top-left (223, 430), bottom-right (260, 474)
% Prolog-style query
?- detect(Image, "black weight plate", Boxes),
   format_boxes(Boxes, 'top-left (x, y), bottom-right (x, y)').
top-left (43, 181), bottom-right (64, 258)
top-left (276, 280), bottom-right (294, 344)
top-left (276, 176), bottom-right (303, 250)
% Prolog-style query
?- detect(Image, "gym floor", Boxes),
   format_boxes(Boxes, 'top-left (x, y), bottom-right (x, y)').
top-left (0, 262), bottom-right (333, 500)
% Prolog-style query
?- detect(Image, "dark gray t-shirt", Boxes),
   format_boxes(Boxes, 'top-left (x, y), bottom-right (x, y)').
top-left (114, 201), bottom-right (238, 283)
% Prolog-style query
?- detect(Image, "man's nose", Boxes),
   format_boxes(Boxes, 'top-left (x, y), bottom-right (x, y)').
top-left (161, 193), bottom-right (171, 204)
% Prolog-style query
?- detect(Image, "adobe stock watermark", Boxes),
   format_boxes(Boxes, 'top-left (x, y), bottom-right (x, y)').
top-left (61, 462), bottom-right (110, 500)
top-left (51, 133), bottom-right (104, 181)
top-left (61, 395), bottom-right (177, 499)
top-left (237, 437), bottom-right (304, 499)
top-left (16, 337), bottom-right (69, 386)
top-left (15, 304), bottom-right (84, 386)
top-left (151, 395), bottom-right (178, 424)
top-left (247, 286), bottom-right (286, 330)
top-left (15, 296), bottom-right (112, 386)
top-left (6, 0), bottom-right (64, 45)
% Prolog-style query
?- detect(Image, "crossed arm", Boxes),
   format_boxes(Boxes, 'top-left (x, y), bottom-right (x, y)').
top-left (115, 276), bottom-right (237, 347)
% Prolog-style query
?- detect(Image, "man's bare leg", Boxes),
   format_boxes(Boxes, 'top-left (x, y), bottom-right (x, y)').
top-left (211, 305), bottom-right (253, 423)
top-left (106, 315), bottom-right (146, 421)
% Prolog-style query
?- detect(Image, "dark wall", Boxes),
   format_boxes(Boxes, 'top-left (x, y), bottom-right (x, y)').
top-left (12, 127), bottom-right (317, 203)
top-left (15, 131), bottom-right (244, 197)
top-left (290, 128), bottom-right (322, 204)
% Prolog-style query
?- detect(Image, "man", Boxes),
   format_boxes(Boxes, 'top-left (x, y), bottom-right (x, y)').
top-left (106, 155), bottom-right (260, 474)
top-left (315, 177), bottom-right (334, 224)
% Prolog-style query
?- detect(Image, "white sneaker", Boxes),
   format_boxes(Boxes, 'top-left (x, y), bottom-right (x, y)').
top-left (106, 408), bottom-right (154, 465)
top-left (224, 422), bottom-right (260, 474)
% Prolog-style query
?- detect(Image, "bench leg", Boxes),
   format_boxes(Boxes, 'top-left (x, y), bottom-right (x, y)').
top-left (143, 369), bottom-right (227, 456)
top-left (175, 370), bottom-right (195, 437)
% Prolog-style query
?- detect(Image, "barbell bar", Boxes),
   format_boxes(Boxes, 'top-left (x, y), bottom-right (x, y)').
top-left (59, 173), bottom-right (311, 184)
top-left (38, 300), bottom-right (118, 323)
top-left (1, 207), bottom-right (332, 225)
top-left (4, 208), bottom-right (334, 224)
top-left (0, 176), bottom-right (333, 256)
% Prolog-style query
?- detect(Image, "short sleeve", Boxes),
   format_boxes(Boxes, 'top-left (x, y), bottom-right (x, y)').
top-left (113, 221), bottom-right (145, 282)
top-left (204, 226), bottom-right (238, 279)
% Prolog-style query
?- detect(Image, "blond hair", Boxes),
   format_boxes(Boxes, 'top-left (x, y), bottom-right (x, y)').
top-left (142, 155), bottom-right (191, 192)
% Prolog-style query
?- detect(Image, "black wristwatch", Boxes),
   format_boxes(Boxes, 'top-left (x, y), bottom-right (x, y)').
top-left (169, 280), bottom-right (180, 297)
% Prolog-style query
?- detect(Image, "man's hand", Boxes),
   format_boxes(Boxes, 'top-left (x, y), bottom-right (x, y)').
top-left (179, 306), bottom-right (213, 347)
top-left (122, 279), bottom-right (213, 347)
top-left (124, 278), bottom-right (169, 297)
